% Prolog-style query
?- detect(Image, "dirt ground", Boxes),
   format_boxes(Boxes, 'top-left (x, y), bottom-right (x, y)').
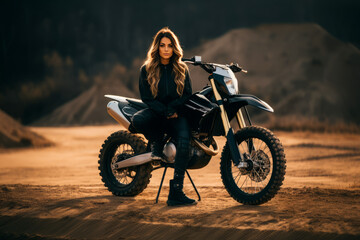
top-left (0, 125), bottom-right (359, 240)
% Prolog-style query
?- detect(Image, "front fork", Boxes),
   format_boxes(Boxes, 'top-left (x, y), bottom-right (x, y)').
top-left (209, 78), bottom-right (248, 167)
top-left (236, 110), bottom-right (246, 129)
top-left (236, 107), bottom-right (254, 153)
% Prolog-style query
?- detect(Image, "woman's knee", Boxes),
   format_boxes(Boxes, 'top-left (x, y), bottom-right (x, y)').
top-left (131, 112), bottom-right (144, 130)
top-left (132, 109), bottom-right (153, 131)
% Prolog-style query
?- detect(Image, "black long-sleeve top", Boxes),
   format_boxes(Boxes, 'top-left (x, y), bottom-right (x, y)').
top-left (139, 64), bottom-right (192, 117)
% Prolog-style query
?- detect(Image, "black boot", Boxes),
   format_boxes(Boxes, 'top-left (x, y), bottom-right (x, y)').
top-left (167, 179), bottom-right (197, 206)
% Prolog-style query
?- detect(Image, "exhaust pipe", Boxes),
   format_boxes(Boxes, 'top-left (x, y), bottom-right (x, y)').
top-left (112, 152), bottom-right (152, 170)
top-left (192, 137), bottom-right (219, 156)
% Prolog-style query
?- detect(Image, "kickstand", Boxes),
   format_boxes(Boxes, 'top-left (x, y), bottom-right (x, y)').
top-left (185, 170), bottom-right (201, 202)
top-left (155, 166), bottom-right (168, 203)
top-left (155, 166), bottom-right (201, 203)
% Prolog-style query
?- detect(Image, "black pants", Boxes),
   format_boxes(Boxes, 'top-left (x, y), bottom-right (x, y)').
top-left (132, 108), bottom-right (190, 179)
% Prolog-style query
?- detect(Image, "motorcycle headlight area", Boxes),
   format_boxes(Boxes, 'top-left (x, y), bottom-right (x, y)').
top-left (224, 76), bottom-right (239, 95)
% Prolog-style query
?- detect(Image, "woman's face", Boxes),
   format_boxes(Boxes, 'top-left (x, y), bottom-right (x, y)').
top-left (159, 37), bottom-right (173, 64)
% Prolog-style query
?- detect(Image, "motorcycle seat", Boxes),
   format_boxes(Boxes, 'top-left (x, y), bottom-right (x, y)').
top-left (127, 99), bottom-right (147, 110)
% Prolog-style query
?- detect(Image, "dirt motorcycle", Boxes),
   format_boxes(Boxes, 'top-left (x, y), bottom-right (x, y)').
top-left (98, 56), bottom-right (286, 205)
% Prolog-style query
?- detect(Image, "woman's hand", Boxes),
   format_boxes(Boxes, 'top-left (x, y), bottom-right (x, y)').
top-left (167, 113), bottom-right (178, 119)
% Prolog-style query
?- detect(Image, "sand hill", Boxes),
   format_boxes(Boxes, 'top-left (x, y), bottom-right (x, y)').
top-left (34, 79), bottom-right (137, 126)
top-left (36, 24), bottom-right (360, 127)
top-left (187, 23), bottom-right (360, 125)
top-left (0, 109), bottom-right (51, 148)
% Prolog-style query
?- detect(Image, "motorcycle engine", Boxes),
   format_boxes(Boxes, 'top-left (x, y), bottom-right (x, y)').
top-left (162, 140), bottom-right (211, 169)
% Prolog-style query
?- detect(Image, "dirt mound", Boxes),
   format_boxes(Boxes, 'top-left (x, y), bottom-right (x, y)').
top-left (0, 110), bottom-right (51, 148)
top-left (34, 80), bottom-right (136, 126)
top-left (187, 23), bottom-right (360, 125)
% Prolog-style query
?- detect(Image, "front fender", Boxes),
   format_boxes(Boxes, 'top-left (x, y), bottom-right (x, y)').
top-left (227, 94), bottom-right (274, 113)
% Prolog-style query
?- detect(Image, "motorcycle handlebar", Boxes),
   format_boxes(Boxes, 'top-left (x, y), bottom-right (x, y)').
top-left (182, 57), bottom-right (194, 62)
top-left (182, 57), bottom-right (214, 73)
top-left (182, 57), bottom-right (247, 74)
top-left (228, 63), bottom-right (247, 73)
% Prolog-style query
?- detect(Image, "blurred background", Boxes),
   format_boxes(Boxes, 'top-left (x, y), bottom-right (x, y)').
top-left (1, 0), bottom-right (360, 131)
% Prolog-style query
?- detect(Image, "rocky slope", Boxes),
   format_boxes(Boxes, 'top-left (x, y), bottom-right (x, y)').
top-left (33, 79), bottom-right (137, 126)
top-left (187, 23), bottom-right (360, 125)
top-left (0, 109), bottom-right (51, 148)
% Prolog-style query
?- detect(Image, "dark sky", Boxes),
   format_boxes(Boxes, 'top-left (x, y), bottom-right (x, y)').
top-left (2, 0), bottom-right (359, 85)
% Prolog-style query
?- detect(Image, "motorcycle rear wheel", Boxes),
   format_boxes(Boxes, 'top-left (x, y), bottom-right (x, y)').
top-left (220, 126), bottom-right (286, 205)
top-left (98, 130), bottom-right (152, 196)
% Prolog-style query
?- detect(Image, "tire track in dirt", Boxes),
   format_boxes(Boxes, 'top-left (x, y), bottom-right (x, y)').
top-left (0, 185), bottom-right (359, 239)
top-left (287, 143), bottom-right (360, 151)
top-left (286, 143), bottom-right (360, 161)
top-left (292, 152), bottom-right (360, 161)
top-left (0, 215), bottom-right (359, 240)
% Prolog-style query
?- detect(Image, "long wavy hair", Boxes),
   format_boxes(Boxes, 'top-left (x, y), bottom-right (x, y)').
top-left (144, 27), bottom-right (188, 97)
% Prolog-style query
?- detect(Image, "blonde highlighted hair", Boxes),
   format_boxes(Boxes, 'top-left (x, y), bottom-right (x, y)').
top-left (144, 27), bottom-right (188, 97)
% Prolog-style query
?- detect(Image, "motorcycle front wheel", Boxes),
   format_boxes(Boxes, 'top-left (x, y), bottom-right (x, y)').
top-left (98, 130), bottom-right (152, 196)
top-left (220, 126), bottom-right (286, 205)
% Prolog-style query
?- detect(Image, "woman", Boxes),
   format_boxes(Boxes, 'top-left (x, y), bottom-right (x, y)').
top-left (132, 27), bottom-right (195, 206)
